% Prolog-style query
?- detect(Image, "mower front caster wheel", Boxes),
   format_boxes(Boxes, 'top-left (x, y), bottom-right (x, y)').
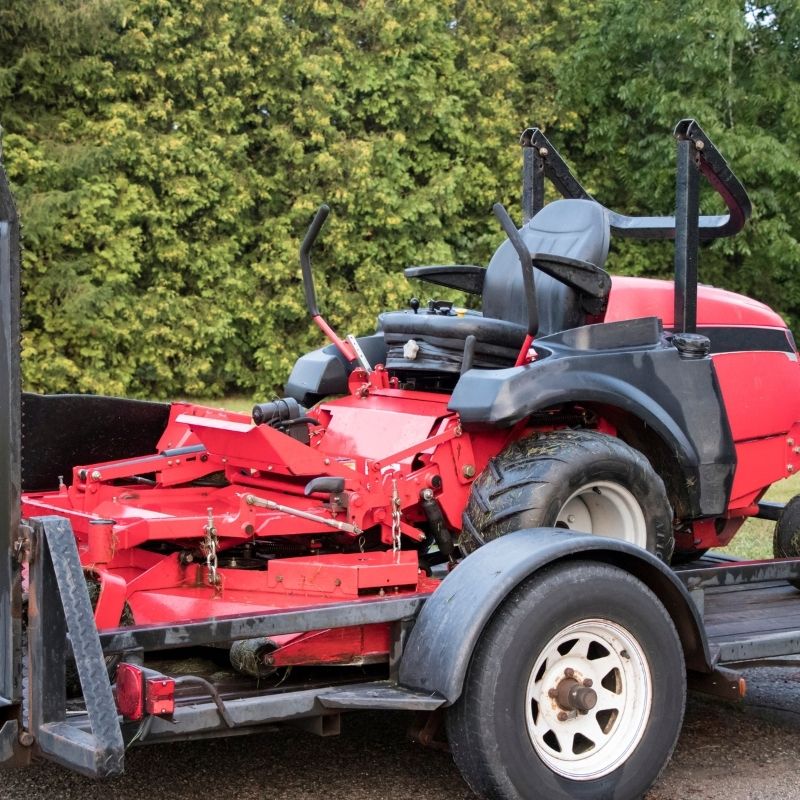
top-left (447, 561), bottom-right (685, 800)
top-left (773, 495), bottom-right (800, 590)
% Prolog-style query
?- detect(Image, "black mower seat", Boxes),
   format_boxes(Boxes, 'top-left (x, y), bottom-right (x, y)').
top-left (381, 199), bottom-right (610, 375)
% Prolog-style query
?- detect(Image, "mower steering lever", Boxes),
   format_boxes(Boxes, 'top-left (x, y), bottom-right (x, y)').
top-left (298, 204), bottom-right (358, 362)
top-left (299, 204), bottom-right (329, 318)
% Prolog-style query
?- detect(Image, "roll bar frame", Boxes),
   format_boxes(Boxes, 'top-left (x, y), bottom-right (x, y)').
top-left (520, 119), bottom-right (753, 334)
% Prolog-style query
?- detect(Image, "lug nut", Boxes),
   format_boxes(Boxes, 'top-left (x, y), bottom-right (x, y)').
top-left (564, 667), bottom-right (574, 678)
top-left (557, 711), bottom-right (568, 722)
top-left (583, 678), bottom-right (593, 688)
top-left (548, 688), bottom-right (557, 698)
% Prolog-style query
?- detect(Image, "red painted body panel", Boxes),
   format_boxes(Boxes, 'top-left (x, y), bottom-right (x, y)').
top-left (605, 276), bottom-right (788, 329)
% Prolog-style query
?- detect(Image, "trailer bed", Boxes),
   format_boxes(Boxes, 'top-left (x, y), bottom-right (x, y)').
top-left (677, 554), bottom-right (800, 665)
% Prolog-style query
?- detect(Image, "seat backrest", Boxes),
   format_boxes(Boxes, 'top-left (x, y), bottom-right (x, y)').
top-left (482, 199), bottom-right (610, 336)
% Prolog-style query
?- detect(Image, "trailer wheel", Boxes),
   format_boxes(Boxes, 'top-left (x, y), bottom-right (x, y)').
top-left (461, 430), bottom-right (674, 561)
top-left (773, 495), bottom-right (800, 590)
top-left (447, 561), bottom-right (685, 800)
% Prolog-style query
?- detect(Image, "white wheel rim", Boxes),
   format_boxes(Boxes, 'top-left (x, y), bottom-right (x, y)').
top-left (525, 619), bottom-right (652, 781)
top-left (556, 480), bottom-right (647, 548)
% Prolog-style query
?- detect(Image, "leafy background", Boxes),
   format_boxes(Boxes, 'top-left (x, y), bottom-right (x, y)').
top-left (1, 0), bottom-right (798, 399)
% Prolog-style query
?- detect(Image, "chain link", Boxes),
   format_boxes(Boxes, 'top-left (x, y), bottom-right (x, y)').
top-left (391, 479), bottom-right (402, 558)
top-left (202, 506), bottom-right (220, 587)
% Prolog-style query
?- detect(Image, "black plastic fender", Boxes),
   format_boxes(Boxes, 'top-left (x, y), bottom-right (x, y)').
top-left (449, 318), bottom-right (736, 517)
top-left (398, 528), bottom-right (713, 705)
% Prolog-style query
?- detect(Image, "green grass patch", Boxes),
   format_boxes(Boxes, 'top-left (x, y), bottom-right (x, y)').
top-left (716, 473), bottom-right (800, 560)
top-left (175, 395), bottom-right (255, 413)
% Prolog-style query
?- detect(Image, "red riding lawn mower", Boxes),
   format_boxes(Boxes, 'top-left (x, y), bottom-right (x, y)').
top-left (10, 119), bottom-right (800, 797)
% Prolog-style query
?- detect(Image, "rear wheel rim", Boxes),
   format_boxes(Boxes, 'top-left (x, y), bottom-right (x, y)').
top-left (556, 480), bottom-right (647, 548)
top-left (525, 618), bottom-right (653, 781)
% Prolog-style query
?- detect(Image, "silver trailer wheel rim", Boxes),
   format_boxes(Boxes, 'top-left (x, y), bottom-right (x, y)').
top-left (525, 619), bottom-right (653, 781)
top-left (556, 480), bottom-right (647, 548)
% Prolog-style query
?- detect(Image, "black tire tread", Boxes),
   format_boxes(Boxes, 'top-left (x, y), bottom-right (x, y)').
top-left (461, 429), bottom-right (674, 561)
top-left (447, 561), bottom-right (686, 800)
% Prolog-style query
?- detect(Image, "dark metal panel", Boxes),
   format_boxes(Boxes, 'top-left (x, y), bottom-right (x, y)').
top-left (21, 393), bottom-right (169, 493)
top-left (0, 163), bottom-right (21, 709)
top-left (678, 558), bottom-right (800, 591)
top-left (99, 594), bottom-right (430, 653)
top-left (317, 682), bottom-right (444, 711)
top-left (94, 682), bottom-right (444, 744)
top-left (716, 631), bottom-right (800, 664)
top-left (757, 501), bottom-right (785, 521)
top-left (398, 529), bottom-right (713, 705)
top-left (27, 517), bottom-right (124, 777)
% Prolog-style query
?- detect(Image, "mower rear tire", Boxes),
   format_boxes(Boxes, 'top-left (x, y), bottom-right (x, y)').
top-left (460, 430), bottom-right (674, 561)
top-left (447, 561), bottom-right (686, 800)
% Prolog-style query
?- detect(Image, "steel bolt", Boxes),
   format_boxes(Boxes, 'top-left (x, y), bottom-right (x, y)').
top-left (462, 465), bottom-right (476, 479)
top-left (695, 140), bottom-right (705, 151)
top-left (789, 465), bottom-right (795, 473)
top-left (91, 470), bottom-right (101, 481)
top-left (567, 514), bottom-right (576, 524)
top-left (557, 711), bottom-right (568, 722)
top-left (539, 147), bottom-right (549, 157)
top-left (564, 667), bottom-right (574, 678)
top-left (18, 731), bottom-right (34, 747)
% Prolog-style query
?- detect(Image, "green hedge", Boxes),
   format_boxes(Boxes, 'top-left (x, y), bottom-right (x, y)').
top-left (2, 0), bottom-right (798, 398)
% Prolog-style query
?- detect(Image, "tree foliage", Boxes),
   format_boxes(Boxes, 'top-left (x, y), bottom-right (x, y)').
top-left (556, 0), bottom-right (800, 327)
top-left (1, 0), bottom-right (798, 398)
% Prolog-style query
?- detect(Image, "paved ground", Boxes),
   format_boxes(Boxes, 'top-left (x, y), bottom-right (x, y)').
top-left (2, 663), bottom-right (799, 800)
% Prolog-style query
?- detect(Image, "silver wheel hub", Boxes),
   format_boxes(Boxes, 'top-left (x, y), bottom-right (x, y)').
top-left (525, 619), bottom-right (653, 781)
top-left (556, 480), bottom-right (647, 548)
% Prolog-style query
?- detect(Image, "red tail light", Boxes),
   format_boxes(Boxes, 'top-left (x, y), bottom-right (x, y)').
top-left (114, 663), bottom-right (175, 721)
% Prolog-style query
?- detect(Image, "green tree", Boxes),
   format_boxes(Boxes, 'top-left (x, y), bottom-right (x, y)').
top-left (0, 0), bottom-right (594, 398)
top-left (555, 0), bottom-right (800, 330)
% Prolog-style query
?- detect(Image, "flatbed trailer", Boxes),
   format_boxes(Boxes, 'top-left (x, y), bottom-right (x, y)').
top-left (4, 123), bottom-right (800, 800)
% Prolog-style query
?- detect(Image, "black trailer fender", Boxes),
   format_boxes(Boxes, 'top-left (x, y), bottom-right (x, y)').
top-left (398, 528), bottom-right (713, 704)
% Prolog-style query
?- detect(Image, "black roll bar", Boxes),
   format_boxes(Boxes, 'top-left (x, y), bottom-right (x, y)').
top-left (520, 119), bottom-right (752, 335)
top-left (520, 120), bottom-right (751, 240)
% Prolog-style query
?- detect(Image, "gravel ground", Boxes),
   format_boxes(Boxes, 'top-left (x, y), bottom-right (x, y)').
top-left (2, 664), bottom-right (799, 800)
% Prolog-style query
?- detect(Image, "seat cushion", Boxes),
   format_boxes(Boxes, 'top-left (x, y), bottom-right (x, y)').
top-left (379, 310), bottom-right (526, 374)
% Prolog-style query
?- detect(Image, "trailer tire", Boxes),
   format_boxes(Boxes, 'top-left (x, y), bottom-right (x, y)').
top-left (447, 560), bottom-right (685, 800)
top-left (461, 429), bottom-right (674, 561)
top-left (773, 495), bottom-right (800, 590)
